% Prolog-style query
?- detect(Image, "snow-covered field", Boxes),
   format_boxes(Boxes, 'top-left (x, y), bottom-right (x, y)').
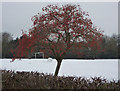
top-left (0, 59), bottom-right (118, 81)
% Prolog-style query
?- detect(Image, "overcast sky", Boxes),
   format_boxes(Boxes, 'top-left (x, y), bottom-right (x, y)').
top-left (2, 2), bottom-right (118, 39)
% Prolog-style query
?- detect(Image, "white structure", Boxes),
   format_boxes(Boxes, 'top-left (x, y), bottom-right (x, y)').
top-left (34, 52), bottom-right (44, 59)
top-left (47, 57), bottom-right (53, 62)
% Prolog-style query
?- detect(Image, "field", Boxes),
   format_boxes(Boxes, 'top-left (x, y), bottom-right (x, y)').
top-left (0, 59), bottom-right (119, 89)
top-left (0, 59), bottom-right (118, 81)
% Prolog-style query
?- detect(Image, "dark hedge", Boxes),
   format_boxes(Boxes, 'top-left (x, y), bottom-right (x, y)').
top-left (1, 70), bottom-right (120, 90)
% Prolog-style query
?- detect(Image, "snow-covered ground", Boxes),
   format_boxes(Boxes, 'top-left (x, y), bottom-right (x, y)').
top-left (0, 59), bottom-right (118, 81)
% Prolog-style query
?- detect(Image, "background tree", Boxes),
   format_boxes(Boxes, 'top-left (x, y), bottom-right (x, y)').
top-left (2, 32), bottom-right (13, 58)
top-left (118, 34), bottom-right (120, 59)
top-left (0, 33), bottom-right (2, 58)
top-left (98, 34), bottom-right (118, 59)
top-left (11, 4), bottom-right (103, 76)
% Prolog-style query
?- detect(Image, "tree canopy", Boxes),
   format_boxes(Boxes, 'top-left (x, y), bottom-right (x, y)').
top-left (11, 4), bottom-right (103, 76)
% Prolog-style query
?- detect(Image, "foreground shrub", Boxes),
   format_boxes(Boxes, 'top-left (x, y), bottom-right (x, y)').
top-left (2, 70), bottom-right (120, 90)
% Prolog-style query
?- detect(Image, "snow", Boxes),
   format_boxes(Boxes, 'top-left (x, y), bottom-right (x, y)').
top-left (0, 59), bottom-right (118, 81)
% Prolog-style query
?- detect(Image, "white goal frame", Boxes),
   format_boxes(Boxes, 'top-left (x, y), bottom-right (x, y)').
top-left (34, 52), bottom-right (44, 59)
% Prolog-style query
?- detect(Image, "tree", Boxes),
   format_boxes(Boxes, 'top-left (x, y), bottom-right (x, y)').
top-left (2, 32), bottom-right (13, 58)
top-left (106, 34), bottom-right (118, 59)
top-left (98, 34), bottom-right (118, 59)
top-left (0, 33), bottom-right (2, 58)
top-left (118, 34), bottom-right (120, 58)
top-left (11, 4), bottom-right (103, 76)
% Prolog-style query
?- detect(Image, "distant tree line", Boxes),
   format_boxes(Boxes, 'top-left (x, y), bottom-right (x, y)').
top-left (1, 32), bottom-right (120, 59)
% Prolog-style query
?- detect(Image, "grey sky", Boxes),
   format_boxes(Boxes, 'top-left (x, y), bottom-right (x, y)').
top-left (2, 2), bottom-right (118, 39)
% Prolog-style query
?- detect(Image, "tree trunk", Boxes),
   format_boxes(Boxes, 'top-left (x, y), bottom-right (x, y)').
top-left (54, 59), bottom-right (62, 76)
